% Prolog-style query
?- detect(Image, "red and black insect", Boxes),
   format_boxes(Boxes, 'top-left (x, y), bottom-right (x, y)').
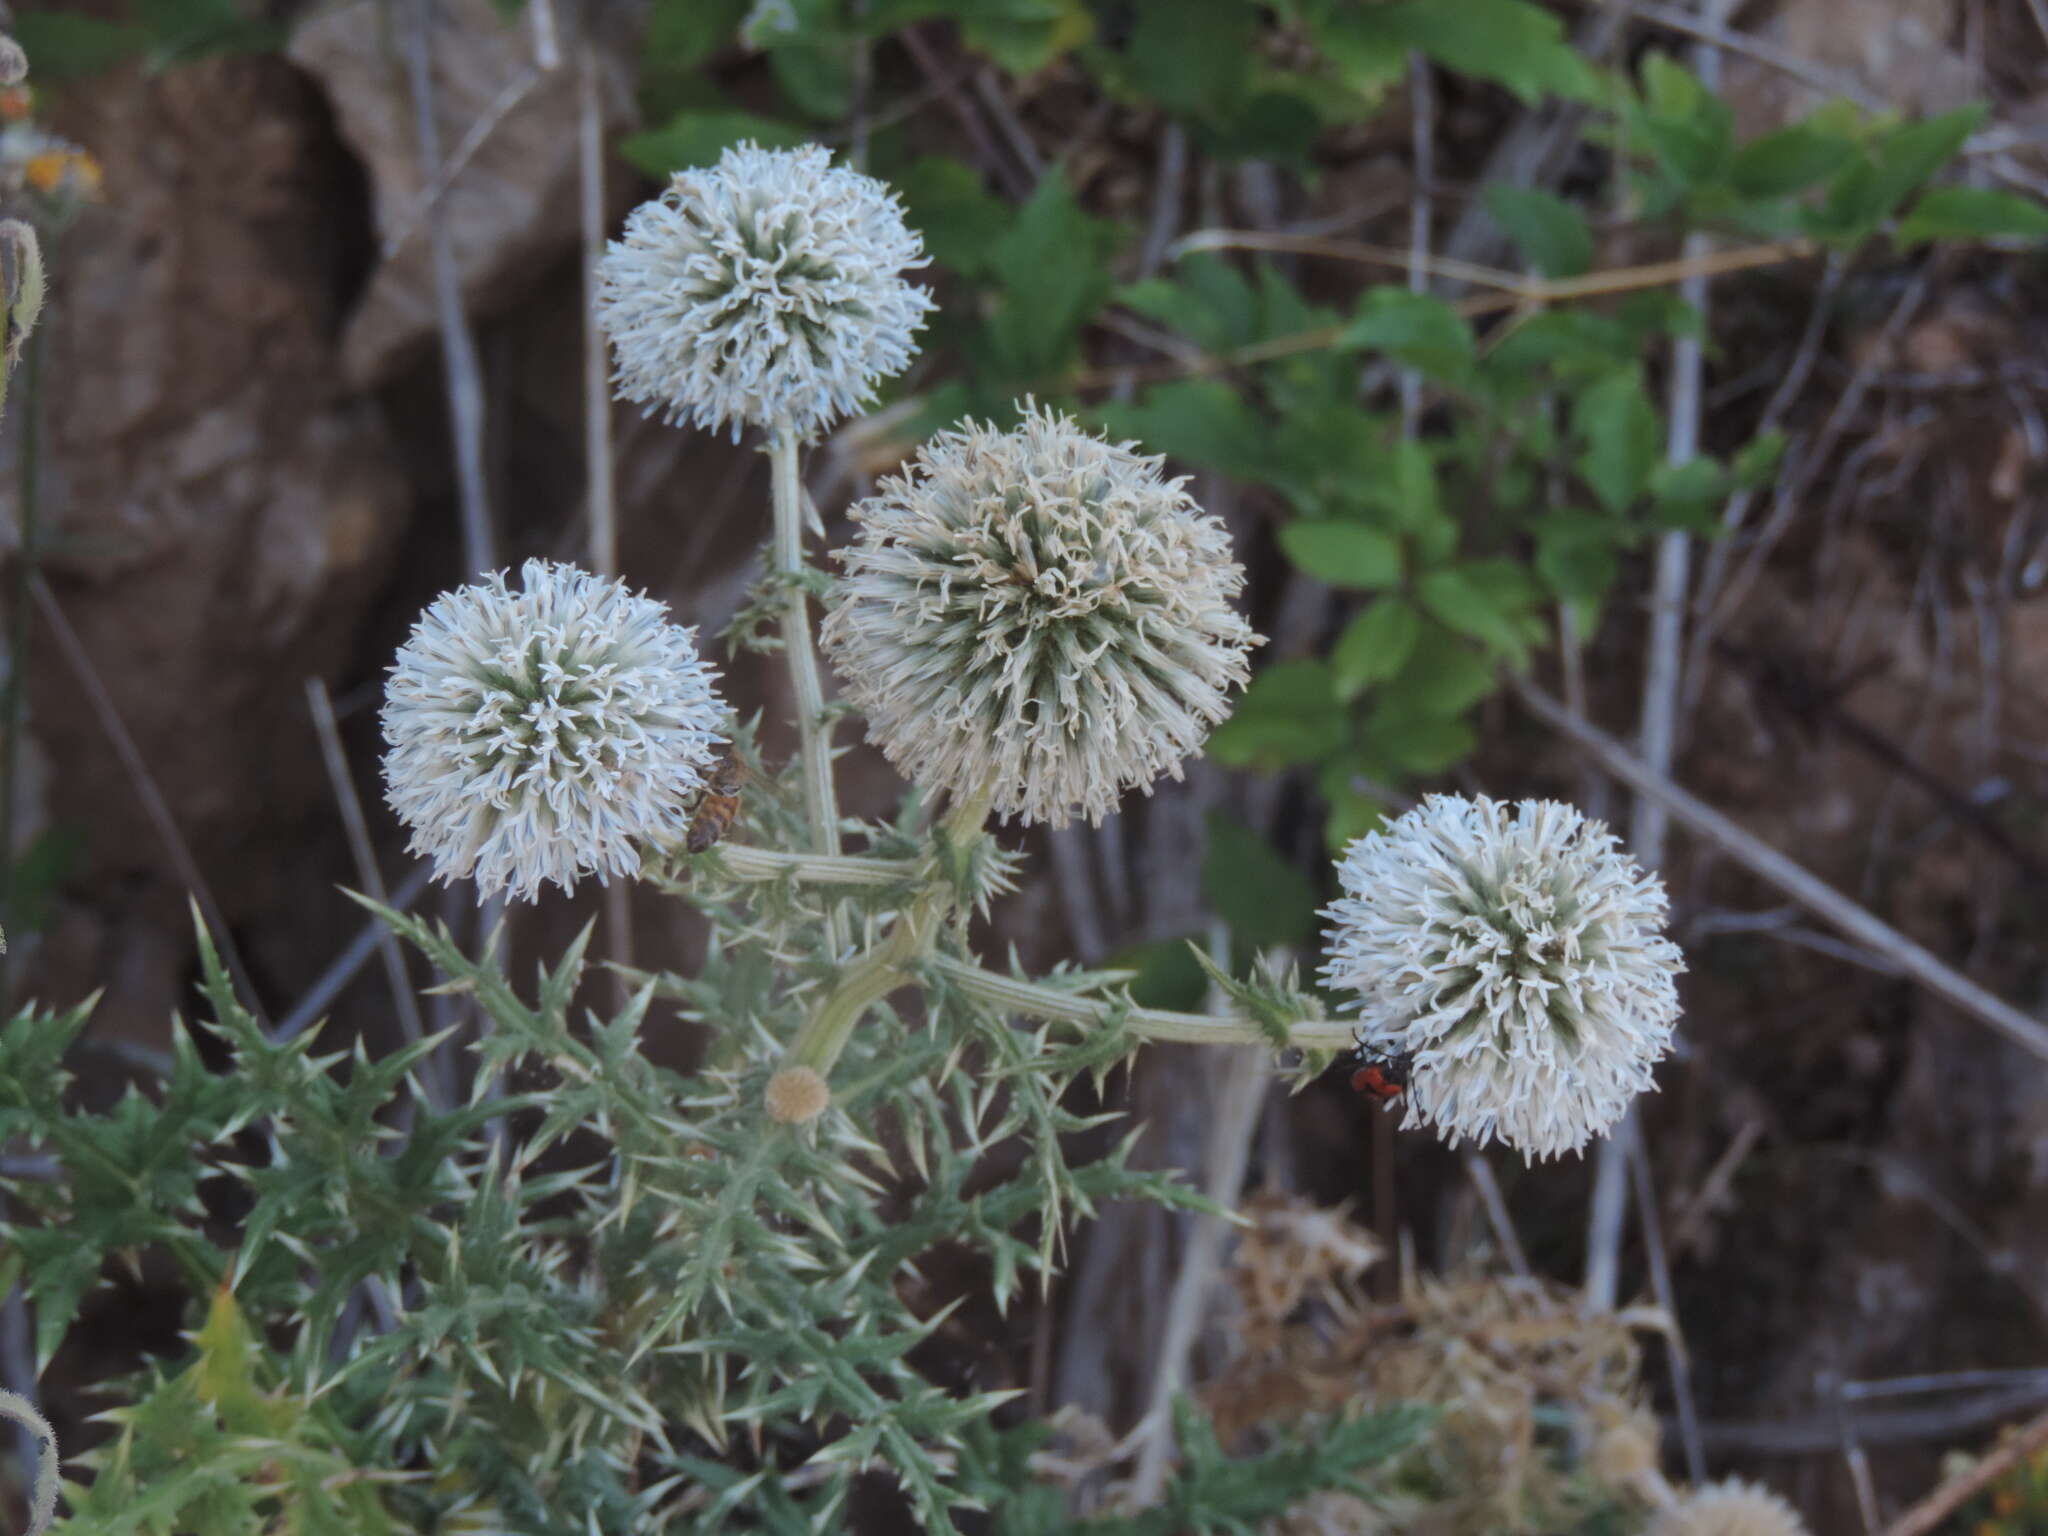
top-left (1344, 1032), bottom-right (1413, 1106)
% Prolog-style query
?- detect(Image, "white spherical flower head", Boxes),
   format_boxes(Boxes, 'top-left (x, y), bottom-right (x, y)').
top-left (1320, 795), bottom-right (1683, 1162)
top-left (821, 405), bottom-right (1260, 828)
top-left (595, 141), bottom-right (933, 441)
top-left (382, 559), bottom-right (724, 902)
top-left (1648, 1479), bottom-right (1809, 1536)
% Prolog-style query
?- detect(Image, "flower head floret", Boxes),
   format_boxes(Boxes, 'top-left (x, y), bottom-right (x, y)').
top-left (1320, 795), bottom-right (1683, 1161)
top-left (382, 559), bottom-right (724, 901)
top-left (1648, 1479), bottom-right (1809, 1536)
top-left (821, 404), bottom-right (1260, 827)
top-left (595, 141), bottom-right (932, 441)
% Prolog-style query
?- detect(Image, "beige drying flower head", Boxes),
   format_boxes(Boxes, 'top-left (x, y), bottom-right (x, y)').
top-left (821, 403), bottom-right (1260, 828)
top-left (1648, 1479), bottom-right (1810, 1536)
top-left (764, 1066), bottom-right (830, 1125)
top-left (1588, 1399), bottom-right (1663, 1490)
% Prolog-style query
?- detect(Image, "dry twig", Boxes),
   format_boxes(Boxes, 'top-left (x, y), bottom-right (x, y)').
top-left (305, 678), bottom-right (439, 1106)
top-left (30, 575), bottom-right (264, 1022)
top-left (405, 0), bottom-right (496, 576)
top-left (1072, 238), bottom-right (1819, 392)
top-left (1876, 1405), bottom-right (2048, 1536)
top-left (1515, 678), bottom-right (2048, 1066)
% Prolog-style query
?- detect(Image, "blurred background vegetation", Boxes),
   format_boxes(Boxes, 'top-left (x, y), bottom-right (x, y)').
top-left (3, 0), bottom-right (2048, 1529)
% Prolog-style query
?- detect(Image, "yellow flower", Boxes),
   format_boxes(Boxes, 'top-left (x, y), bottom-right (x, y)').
top-left (25, 147), bottom-right (100, 200)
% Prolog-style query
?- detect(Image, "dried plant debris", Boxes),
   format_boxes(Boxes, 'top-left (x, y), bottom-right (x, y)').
top-left (1201, 1193), bottom-right (1672, 1534)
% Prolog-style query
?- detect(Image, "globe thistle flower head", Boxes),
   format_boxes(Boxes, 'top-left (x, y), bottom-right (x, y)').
top-left (382, 559), bottom-right (724, 902)
top-left (594, 141), bottom-right (932, 442)
top-left (1320, 795), bottom-right (1683, 1162)
top-left (820, 403), bottom-right (1261, 828)
top-left (1648, 1479), bottom-right (1809, 1536)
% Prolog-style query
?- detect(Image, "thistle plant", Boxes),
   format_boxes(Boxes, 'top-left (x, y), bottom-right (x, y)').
top-left (820, 403), bottom-right (1261, 829)
top-left (1647, 1478), bottom-right (1812, 1536)
top-left (594, 141), bottom-right (932, 444)
top-left (381, 557), bottom-right (726, 902)
top-left (2, 138), bottom-right (1687, 1533)
top-left (1320, 795), bottom-right (1684, 1162)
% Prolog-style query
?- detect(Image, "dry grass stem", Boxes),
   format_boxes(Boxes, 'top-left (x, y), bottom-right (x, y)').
top-left (1073, 239), bottom-right (1818, 392)
top-left (406, 0), bottom-right (496, 574)
top-left (1876, 1405), bottom-right (2048, 1536)
top-left (1515, 678), bottom-right (2048, 1066)
top-left (31, 575), bottom-right (264, 1023)
top-left (305, 678), bottom-right (439, 1105)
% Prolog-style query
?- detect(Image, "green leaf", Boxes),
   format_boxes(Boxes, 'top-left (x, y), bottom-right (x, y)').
top-left (1341, 287), bottom-right (1475, 381)
top-left (1106, 938), bottom-right (1211, 1013)
top-left (129, 0), bottom-right (280, 65)
top-left (896, 156), bottom-right (1012, 276)
top-left (1202, 814), bottom-right (1321, 952)
top-left (1125, 0), bottom-right (1254, 118)
top-left (1614, 290), bottom-right (1705, 341)
top-left (1633, 53), bottom-right (1735, 189)
top-left (1315, 0), bottom-right (1601, 105)
top-left (961, 0), bottom-right (1092, 74)
top-left (1895, 185), bottom-right (2048, 246)
top-left (1649, 455), bottom-right (1730, 530)
top-left (1199, 88), bottom-right (1325, 165)
top-left (1332, 598), bottom-right (1421, 698)
top-left (985, 169), bottom-right (1123, 378)
top-left (1728, 121), bottom-right (1858, 199)
top-left (1318, 770), bottom-right (1387, 851)
top-left (768, 41), bottom-right (856, 121)
top-left (1484, 186), bottom-right (1594, 277)
top-left (1639, 50), bottom-right (1705, 117)
top-left (1732, 428), bottom-right (1788, 488)
top-left (1207, 659), bottom-right (1346, 768)
top-left (1375, 621), bottom-right (1497, 719)
top-left (1534, 510), bottom-right (1619, 603)
top-left (1118, 252), bottom-right (1262, 350)
top-left (618, 110), bottom-right (809, 177)
top-left (1367, 709), bottom-right (1478, 774)
top-left (1416, 563), bottom-right (1540, 656)
top-left (1278, 521), bottom-right (1403, 589)
top-left (2, 822), bottom-right (80, 938)
top-left (644, 0), bottom-right (750, 73)
top-left (9, 12), bottom-right (146, 78)
top-left (192, 1283), bottom-right (293, 1438)
top-left (1485, 310), bottom-right (1638, 375)
top-left (1812, 104), bottom-right (1987, 240)
top-left (1573, 369), bottom-right (1660, 513)
top-left (1093, 379), bottom-right (1270, 482)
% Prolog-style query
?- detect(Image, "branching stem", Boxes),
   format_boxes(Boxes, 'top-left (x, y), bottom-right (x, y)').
top-left (927, 953), bottom-right (1355, 1049)
top-left (783, 779), bottom-right (997, 1081)
top-left (769, 420), bottom-right (847, 956)
top-left (707, 845), bottom-right (921, 887)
